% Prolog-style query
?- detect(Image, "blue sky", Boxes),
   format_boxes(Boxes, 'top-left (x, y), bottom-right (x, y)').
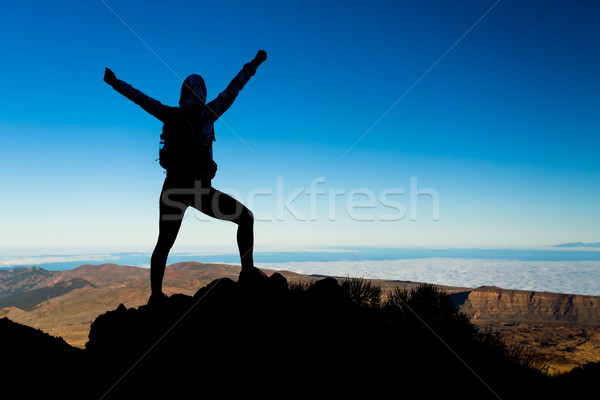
top-left (0, 0), bottom-right (598, 256)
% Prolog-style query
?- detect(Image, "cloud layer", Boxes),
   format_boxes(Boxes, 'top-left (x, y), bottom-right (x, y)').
top-left (258, 258), bottom-right (600, 296)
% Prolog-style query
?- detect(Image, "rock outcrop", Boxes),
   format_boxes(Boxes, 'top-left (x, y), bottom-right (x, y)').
top-left (85, 275), bottom-right (391, 398)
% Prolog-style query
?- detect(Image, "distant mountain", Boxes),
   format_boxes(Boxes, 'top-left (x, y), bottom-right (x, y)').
top-left (0, 278), bottom-right (94, 311)
top-left (555, 242), bottom-right (600, 248)
top-left (0, 263), bottom-right (147, 300)
top-left (0, 266), bottom-right (54, 299)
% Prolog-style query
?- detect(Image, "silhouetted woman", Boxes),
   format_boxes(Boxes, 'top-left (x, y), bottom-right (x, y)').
top-left (104, 50), bottom-right (268, 305)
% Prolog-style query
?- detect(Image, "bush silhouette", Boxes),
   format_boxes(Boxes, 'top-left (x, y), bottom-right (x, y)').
top-left (322, 281), bottom-right (551, 398)
top-left (340, 276), bottom-right (382, 308)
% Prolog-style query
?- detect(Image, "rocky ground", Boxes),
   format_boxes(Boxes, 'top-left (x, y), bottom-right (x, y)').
top-left (475, 321), bottom-right (600, 374)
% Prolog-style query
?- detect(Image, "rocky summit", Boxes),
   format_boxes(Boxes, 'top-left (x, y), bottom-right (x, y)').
top-left (86, 274), bottom-right (388, 398)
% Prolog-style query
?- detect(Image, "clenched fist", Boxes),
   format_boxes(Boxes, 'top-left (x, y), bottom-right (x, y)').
top-left (104, 68), bottom-right (117, 85)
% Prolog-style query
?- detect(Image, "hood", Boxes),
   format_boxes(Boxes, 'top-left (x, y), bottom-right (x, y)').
top-left (179, 74), bottom-right (207, 108)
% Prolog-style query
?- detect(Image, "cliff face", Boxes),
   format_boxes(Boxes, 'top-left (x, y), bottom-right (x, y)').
top-left (451, 286), bottom-right (600, 324)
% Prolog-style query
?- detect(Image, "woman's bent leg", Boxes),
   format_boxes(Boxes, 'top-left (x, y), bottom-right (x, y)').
top-left (236, 208), bottom-right (254, 269)
top-left (197, 187), bottom-right (255, 269)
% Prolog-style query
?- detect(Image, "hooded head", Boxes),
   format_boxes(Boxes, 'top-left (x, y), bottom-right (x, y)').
top-left (179, 74), bottom-right (207, 108)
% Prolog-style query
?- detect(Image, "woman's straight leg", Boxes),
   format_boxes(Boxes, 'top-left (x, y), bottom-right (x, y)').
top-left (150, 217), bottom-right (183, 295)
top-left (150, 176), bottom-right (190, 297)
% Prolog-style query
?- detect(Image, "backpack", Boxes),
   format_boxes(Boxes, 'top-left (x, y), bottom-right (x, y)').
top-left (159, 115), bottom-right (218, 179)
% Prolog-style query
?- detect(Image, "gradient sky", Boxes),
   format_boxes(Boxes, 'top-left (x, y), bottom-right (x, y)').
top-left (0, 0), bottom-right (598, 255)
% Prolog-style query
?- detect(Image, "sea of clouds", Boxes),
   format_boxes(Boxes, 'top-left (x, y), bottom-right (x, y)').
top-left (257, 258), bottom-right (600, 296)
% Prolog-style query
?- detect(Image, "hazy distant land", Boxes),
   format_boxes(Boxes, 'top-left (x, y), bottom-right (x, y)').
top-left (555, 242), bottom-right (600, 248)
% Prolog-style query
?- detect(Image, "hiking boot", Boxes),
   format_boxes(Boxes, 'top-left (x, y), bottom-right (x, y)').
top-left (238, 266), bottom-right (269, 285)
top-left (147, 292), bottom-right (169, 307)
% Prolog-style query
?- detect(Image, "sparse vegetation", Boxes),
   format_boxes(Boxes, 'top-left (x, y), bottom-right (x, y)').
top-left (340, 276), bottom-right (382, 308)
top-left (288, 280), bottom-right (313, 294)
top-left (336, 281), bottom-right (552, 386)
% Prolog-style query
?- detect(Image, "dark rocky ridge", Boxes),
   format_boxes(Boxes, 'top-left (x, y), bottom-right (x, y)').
top-left (0, 316), bottom-right (87, 398)
top-left (1, 271), bottom-right (599, 399)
